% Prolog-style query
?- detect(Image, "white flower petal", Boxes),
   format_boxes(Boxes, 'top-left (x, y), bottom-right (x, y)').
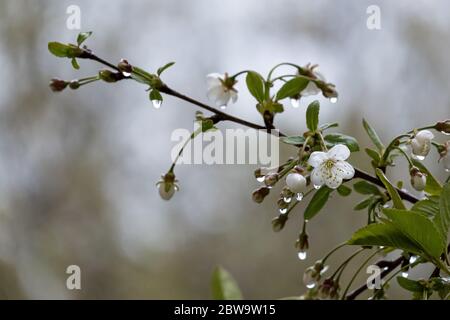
top-left (207, 85), bottom-right (224, 101)
top-left (308, 151), bottom-right (328, 168)
top-left (310, 167), bottom-right (325, 187)
top-left (206, 73), bottom-right (223, 86)
top-left (215, 90), bottom-right (231, 107)
top-left (230, 90), bottom-right (238, 103)
top-left (301, 81), bottom-right (320, 96)
top-left (328, 144), bottom-right (350, 161)
top-left (324, 173), bottom-right (343, 189)
top-left (333, 160), bottom-right (355, 180)
top-left (415, 130), bottom-right (434, 143)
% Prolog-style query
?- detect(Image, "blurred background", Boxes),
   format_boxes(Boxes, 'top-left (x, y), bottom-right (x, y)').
top-left (0, 0), bottom-right (449, 299)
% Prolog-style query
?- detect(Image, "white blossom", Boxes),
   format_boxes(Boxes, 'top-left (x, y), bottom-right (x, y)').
top-left (411, 130), bottom-right (434, 159)
top-left (301, 69), bottom-right (325, 97)
top-left (206, 73), bottom-right (238, 108)
top-left (308, 144), bottom-right (355, 189)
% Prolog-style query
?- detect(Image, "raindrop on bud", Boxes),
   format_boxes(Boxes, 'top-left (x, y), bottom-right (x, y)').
top-left (256, 176), bottom-right (265, 183)
top-left (296, 193), bottom-right (304, 201)
top-left (401, 272), bottom-right (409, 278)
top-left (329, 97), bottom-right (338, 104)
top-left (279, 208), bottom-right (288, 214)
top-left (313, 184), bottom-right (322, 190)
top-left (152, 100), bottom-right (162, 109)
top-left (283, 197), bottom-right (292, 203)
top-left (220, 105), bottom-right (227, 110)
top-left (290, 98), bottom-right (300, 108)
top-left (298, 250), bottom-right (307, 260)
top-left (409, 256), bottom-right (418, 264)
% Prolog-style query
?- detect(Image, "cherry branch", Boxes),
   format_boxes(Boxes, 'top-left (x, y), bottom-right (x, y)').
top-left (77, 48), bottom-right (420, 205)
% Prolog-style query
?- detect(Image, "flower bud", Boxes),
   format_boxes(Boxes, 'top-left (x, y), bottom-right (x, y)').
top-left (264, 173), bottom-right (279, 187)
top-left (271, 214), bottom-right (288, 232)
top-left (410, 167), bottom-right (426, 191)
top-left (99, 69), bottom-right (119, 83)
top-left (156, 171), bottom-right (178, 201)
top-left (303, 266), bottom-right (318, 288)
top-left (435, 120), bottom-right (450, 135)
top-left (117, 59), bottom-right (133, 75)
top-left (439, 141), bottom-right (450, 172)
top-left (49, 78), bottom-right (68, 92)
top-left (252, 187), bottom-right (270, 203)
top-left (277, 198), bottom-right (289, 209)
top-left (411, 130), bottom-right (434, 159)
top-left (318, 278), bottom-right (334, 299)
top-left (285, 173), bottom-right (307, 193)
top-left (69, 80), bottom-right (80, 90)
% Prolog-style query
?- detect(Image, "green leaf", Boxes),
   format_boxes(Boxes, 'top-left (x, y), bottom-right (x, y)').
top-left (348, 222), bottom-right (424, 256)
top-left (376, 169), bottom-right (406, 210)
top-left (411, 197), bottom-right (440, 218)
top-left (363, 118), bottom-right (385, 152)
top-left (365, 148), bottom-right (381, 163)
top-left (246, 71), bottom-right (265, 103)
top-left (157, 62), bottom-right (175, 76)
top-left (77, 31), bottom-right (92, 46)
top-left (211, 266), bottom-right (243, 300)
top-left (324, 133), bottom-right (359, 152)
top-left (412, 160), bottom-right (443, 196)
top-left (276, 77), bottom-right (309, 101)
top-left (353, 180), bottom-right (381, 196)
top-left (434, 182), bottom-right (450, 242)
top-left (48, 42), bottom-right (70, 57)
top-left (71, 58), bottom-right (80, 70)
top-left (337, 185), bottom-right (352, 197)
top-left (397, 277), bottom-right (425, 292)
top-left (304, 186), bottom-right (333, 220)
top-left (383, 208), bottom-right (445, 258)
top-left (319, 122), bottom-right (339, 131)
top-left (306, 100), bottom-right (320, 132)
top-left (354, 197), bottom-right (375, 211)
top-left (280, 135), bottom-right (306, 146)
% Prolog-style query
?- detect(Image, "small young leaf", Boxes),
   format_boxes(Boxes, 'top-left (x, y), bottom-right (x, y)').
top-left (337, 185), bottom-right (352, 197)
top-left (157, 62), bottom-right (175, 76)
top-left (354, 197), bottom-right (374, 211)
top-left (365, 148), bottom-right (381, 163)
top-left (376, 169), bottom-right (406, 210)
top-left (412, 160), bottom-right (443, 196)
top-left (304, 186), bottom-right (332, 220)
top-left (276, 77), bottom-right (309, 101)
top-left (48, 42), bottom-right (70, 57)
top-left (77, 31), bottom-right (93, 46)
top-left (211, 266), bottom-right (243, 300)
top-left (383, 208), bottom-right (445, 258)
top-left (246, 71), bottom-right (265, 103)
top-left (319, 122), bottom-right (339, 131)
top-left (324, 133), bottom-right (359, 152)
top-left (71, 58), bottom-right (80, 70)
top-left (363, 118), bottom-right (385, 152)
top-left (280, 135), bottom-right (306, 146)
top-left (353, 180), bottom-right (381, 196)
top-left (306, 100), bottom-right (320, 132)
top-left (397, 277), bottom-right (425, 292)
